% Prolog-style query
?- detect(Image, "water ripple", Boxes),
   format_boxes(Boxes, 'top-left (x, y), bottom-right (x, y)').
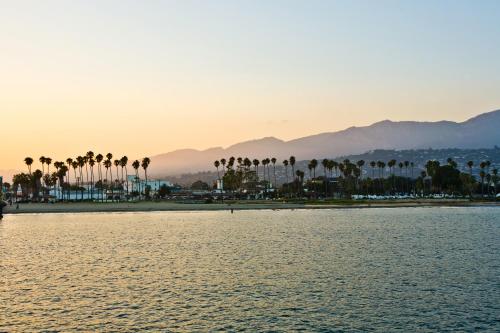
top-left (1, 207), bottom-right (499, 331)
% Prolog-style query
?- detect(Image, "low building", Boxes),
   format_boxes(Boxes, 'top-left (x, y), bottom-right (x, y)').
top-left (126, 176), bottom-right (173, 193)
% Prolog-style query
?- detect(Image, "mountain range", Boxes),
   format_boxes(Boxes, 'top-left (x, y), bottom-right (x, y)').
top-left (149, 110), bottom-right (500, 177)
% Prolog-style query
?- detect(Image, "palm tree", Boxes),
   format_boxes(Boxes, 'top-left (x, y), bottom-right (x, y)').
top-left (310, 159), bottom-right (318, 179)
top-left (141, 157), bottom-right (151, 194)
top-left (85, 151), bottom-right (94, 192)
top-left (114, 159), bottom-right (121, 199)
top-left (45, 157), bottom-right (52, 175)
top-left (271, 157), bottom-right (277, 188)
top-left (132, 160), bottom-right (140, 195)
top-left (332, 161), bottom-right (339, 177)
top-left (289, 156), bottom-right (296, 181)
top-left (113, 159), bottom-right (120, 187)
top-left (252, 159), bottom-right (260, 176)
top-left (467, 161), bottom-right (474, 176)
top-left (58, 165), bottom-right (68, 201)
top-left (120, 156), bottom-right (129, 196)
top-left (283, 159), bottom-right (289, 185)
top-left (492, 168), bottom-right (498, 196)
top-left (356, 160), bottom-right (365, 179)
top-left (24, 157), bottom-right (34, 175)
top-left (105, 152), bottom-right (113, 193)
top-left (370, 161), bottom-right (376, 179)
top-left (96, 154), bottom-right (104, 201)
top-left (220, 158), bottom-right (227, 177)
top-left (39, 156), bottom-right (46, 175)
top-left (71, 161), bottom-right (79, 200)
top-left (214, 160), bottom-right (221, 180)
top-left (88, 158), bottom-right (95, 200)
top-left (307, 162), bottom-right (313, 180)
top-left (104, 159), bottom-right (112, 201)
top-left (77, 156), bottom-right (85, 200)
top-left (65, 158), bottom-right (73, 199)
top-left (480, 161), bottom-right (486, 197)
top-left (485, 161), bottom-right (491, 195)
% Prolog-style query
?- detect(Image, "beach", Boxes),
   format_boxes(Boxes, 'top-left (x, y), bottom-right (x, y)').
top-left (2, 199), bottom-right (499, 215)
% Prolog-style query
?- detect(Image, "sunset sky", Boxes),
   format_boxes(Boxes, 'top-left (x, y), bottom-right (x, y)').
top-left (1, 0), bottom-right (500, 171)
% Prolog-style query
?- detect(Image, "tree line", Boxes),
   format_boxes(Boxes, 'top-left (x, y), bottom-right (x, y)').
top-left (213, 156), bottom-right (499, 199)
top-left (6, 153), bottom-right (151, 202)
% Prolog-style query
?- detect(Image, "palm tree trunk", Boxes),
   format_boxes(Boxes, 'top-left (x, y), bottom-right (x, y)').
top-left (125, 166), bottom-right (129, 197)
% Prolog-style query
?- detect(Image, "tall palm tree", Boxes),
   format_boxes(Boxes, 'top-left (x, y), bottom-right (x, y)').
top-left (58, 165), bottom-right (68, 201)
top-left (310, 159), bottom-right (318, 179)
top-left (356, 160), bottom-right (365, 179)
top-left (88, 158), bottom-right (95, 200)
top-left (113, 159), bottom-right (121, 200)
top-left (105, 152), bottom-right (113, 195)
top-left (45, 157), bottom-right (52, 175)
top-left (141, 157), bottom-right (151, 193)
top-left (96, 154), bottom-right (104, 201)
top-left (39, 156), bottom-right (46, 175)
top-left (480, 161), bottom-right (486, 197)
top-left (220, 158), bottom-right (227, 177)
top-left (467, 161), bottom-right (474, 176)
top-left (77, 156), bottom-right (85, 200)
top-left (71, 161), bottom-right (79, 200)
top-left (485, 161), bottom-right (491, 195)
top-left (332, 161), bottom-right (339, 177)
top-left (321, 159), bottom-right (329, 197)
top-left (132, 160), bottom-right (140, 194)
top-left (261, 159), bottom-right (268, 188)
top-left (104, 159), bottom-right (112, 201)
top-left (283, 159), bottom-right (289, 185)
top-left (492, 168), bottom-right (498, 196)
top-left (289, 156), bottom-right (296, 181)
top-left (24, 157), bottom-right (34, 175)
top-left (214, 160), bottom-right (221, 180)
top-left (120, 156), bottom-right (129, 196)
top-left (85, 151), bottom-right (94, 191)
top-left (370, 161), bottom-right (376, 178)
top-left (253, 159), bottom-right (260, 177)
top-left (271, 157), bottom-right (277, 188)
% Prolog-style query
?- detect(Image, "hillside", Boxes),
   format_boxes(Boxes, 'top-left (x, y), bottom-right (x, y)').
top-left (149, 110), bottom-right (500, 177)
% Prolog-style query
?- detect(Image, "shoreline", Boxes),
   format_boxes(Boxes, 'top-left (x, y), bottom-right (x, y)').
top-left (2, 200), bottom-right (499, 215)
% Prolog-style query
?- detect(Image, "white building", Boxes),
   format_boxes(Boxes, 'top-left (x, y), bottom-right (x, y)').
top-left (126, 175), bottom-right (172, 193)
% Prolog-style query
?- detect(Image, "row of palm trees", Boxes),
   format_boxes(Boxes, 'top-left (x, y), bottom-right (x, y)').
top-left (18, 153), bottom-right (151, 201)
top-left (213, 155), bottom-right (498, 198)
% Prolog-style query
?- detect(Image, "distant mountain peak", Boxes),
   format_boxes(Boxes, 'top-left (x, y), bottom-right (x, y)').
top-left (149, 109), bottom-right (500, 176)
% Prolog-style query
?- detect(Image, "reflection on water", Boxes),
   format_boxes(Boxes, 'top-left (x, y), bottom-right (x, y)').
top-left (1, 208), bottom-right (499, 331)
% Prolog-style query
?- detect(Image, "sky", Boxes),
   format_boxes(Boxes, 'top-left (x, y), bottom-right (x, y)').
top-left (1, 0), bottom-right (500, 171)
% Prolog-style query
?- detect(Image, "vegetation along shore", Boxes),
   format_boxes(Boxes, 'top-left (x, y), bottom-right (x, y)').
top-left (1, 152), bottom-right (498, 217)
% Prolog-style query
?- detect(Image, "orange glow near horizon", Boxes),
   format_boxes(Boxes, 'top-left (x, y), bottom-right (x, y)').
top-left (1, 1), bottom-right (500, 172)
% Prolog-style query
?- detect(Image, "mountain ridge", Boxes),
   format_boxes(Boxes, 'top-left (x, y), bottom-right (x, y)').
top-left (149, 110), bottom-right (500, 176)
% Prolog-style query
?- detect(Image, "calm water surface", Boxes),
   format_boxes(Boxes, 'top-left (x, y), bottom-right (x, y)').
top-left (1, 207), bottom-right (499, 332)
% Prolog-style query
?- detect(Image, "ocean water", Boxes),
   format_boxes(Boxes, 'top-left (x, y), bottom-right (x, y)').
top-left (1, 208), bottom-right (499, 332)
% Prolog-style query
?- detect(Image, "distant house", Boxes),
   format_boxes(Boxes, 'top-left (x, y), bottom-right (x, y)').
top-left (126, 175), bottom-right (173, 193)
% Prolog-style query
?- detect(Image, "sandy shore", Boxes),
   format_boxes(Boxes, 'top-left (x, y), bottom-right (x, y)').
top-left (2, 200), bottom-right (499, 214)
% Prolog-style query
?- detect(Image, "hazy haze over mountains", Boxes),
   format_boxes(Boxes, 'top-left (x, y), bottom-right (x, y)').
top-left (149, 110), bottom-right (500, 176)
